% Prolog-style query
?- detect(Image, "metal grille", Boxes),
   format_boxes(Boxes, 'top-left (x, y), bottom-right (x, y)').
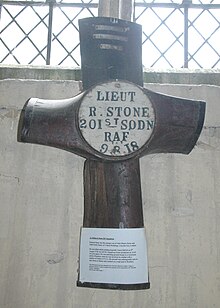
top-left (0, 0), bottom-right (220, 68)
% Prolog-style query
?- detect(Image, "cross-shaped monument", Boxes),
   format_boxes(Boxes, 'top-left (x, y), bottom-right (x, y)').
top-left (17, 0), bottom-right (205, 290)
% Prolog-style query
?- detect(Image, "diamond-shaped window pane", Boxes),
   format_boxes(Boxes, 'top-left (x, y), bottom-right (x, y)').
top-left (189, 9), bottom-right (220, 38)
top-left (15, 7), bottom-right (44, 32)
top-left (53, 24), bottom-right (79, 51)
top-left (142, 40), bottom-right (162, 68)
top-left (50, 39), bottom-right (70, 65)
top-left (136, 8), bottom-right (164, 34)
top-left (13, 39), bottom-right (43, 63)
top-left (190, 44), bottom-right (220, 68)
top-left (29, 22), bottom-right (48, 50)
top-left (1, 22), bottom-right (24, 50)
top-left (165, 43), bottom-right (184, 67)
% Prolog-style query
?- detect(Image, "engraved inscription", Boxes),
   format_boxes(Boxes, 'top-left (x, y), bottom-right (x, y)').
top-left (93, 34), bottom-right (128, 42)
top-left (99, 44), bottom-right (123, 51)
top-left (95, 25), bottom-right (130, 33)
top-left (78, 81), bottom-right (155, 157)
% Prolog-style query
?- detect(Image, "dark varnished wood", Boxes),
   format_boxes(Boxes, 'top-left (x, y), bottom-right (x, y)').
top-left (83, 158), bottom-right (144, 228)
top-left (77, 281), bottom-right (150, 290)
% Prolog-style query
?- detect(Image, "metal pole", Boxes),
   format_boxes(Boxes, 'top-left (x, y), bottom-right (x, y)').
top-left (183, 0), bottom-right (191, 68)
top-left (46, 0), bottom-right (54, 65)
top-left (98, 0), bottom-right (134, 21)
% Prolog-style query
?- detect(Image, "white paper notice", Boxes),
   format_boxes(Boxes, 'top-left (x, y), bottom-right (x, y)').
top-left (78, 227), bottom-right (149, 284)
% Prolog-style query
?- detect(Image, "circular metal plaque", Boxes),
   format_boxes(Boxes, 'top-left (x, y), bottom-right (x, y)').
top-left (78, 81), bottom-right (155, 158)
